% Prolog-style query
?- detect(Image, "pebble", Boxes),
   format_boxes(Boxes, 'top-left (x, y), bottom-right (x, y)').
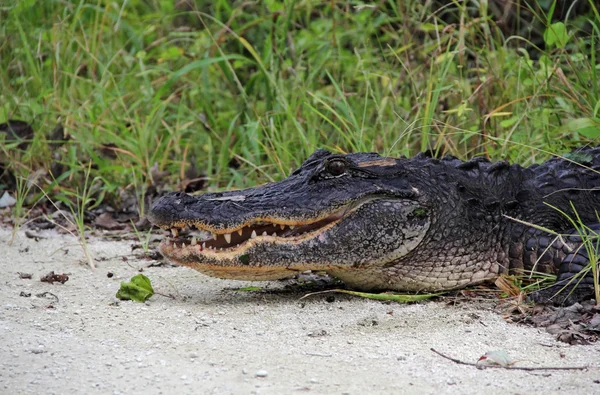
top-left (255, 370), bottom-right (268, 378)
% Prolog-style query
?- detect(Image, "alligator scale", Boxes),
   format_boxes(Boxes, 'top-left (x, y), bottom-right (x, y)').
top-left (148, 147), bottom-right (600, 304)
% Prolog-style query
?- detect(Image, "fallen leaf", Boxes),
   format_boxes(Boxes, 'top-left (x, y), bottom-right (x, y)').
top-left (40, 271), bottom-right (69, 284)
top-left (94, 212), bottom-right (125, 230)
top-left (116, 274), bottom-right (154, 302)
top-left (476, 350), bottom-right (514, 368)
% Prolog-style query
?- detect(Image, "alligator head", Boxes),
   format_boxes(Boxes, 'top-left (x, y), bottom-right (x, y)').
top-left (147, 149), bottom-right (439, 288)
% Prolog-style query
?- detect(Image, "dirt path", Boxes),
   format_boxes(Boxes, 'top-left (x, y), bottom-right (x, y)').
top-left (1, 228), bottom-right (599, 394)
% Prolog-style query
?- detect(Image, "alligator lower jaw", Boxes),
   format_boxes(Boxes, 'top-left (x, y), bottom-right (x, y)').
top-left (158, 205), bottom-right (350, 259)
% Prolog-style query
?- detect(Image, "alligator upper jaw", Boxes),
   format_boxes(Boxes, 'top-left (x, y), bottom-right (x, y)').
top-left (158, 203), bottom-right (351, 255)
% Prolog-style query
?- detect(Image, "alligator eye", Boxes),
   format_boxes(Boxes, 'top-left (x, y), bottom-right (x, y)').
top-left (326, 159), bottom-right (346, 176)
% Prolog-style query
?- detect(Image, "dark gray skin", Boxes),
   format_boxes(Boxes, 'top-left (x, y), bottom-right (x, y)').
top-left (148, 147), bottom-right (600, 304)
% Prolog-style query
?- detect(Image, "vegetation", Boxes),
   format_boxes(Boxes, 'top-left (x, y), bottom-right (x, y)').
top-left (0, 1), bottom-right (599, 297)
top-left (1, 1), bottom-right (598, 201)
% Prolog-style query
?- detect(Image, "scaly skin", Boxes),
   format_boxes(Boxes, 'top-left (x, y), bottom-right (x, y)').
top-left (148, 147), bottom-right (600, 303)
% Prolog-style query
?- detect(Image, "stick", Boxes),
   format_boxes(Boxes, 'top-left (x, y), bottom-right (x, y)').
top-left (430, 348), bottom-right (590, 371)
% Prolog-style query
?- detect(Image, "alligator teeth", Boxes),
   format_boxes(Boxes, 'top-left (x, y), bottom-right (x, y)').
top-left (237, 229), bottom-right (243, 236)
top-left (181, 241), bottom-right (186, 248)
top-left (202, 242), bottom-right (206, 249)
top-left (279, 224), bottom-right (285, 230)
top-left (212, 233), bottom-right (217, 240)
top-left (224, 233), bottom-right (232, 244)
top-left (289, 225), bottom-right (295, 229)
top-left (272, 232), bottom-right (277, 237)
top-left (173, 243), bottom-right (178, 249)
top-left (171, 228), bottom-right (179, 237)
top-left (262, 231), bottom-right (268, 236)
top-left (191, 237), bottom-right (197, 246)
top-left (251, 230), bottom-right (257, 239)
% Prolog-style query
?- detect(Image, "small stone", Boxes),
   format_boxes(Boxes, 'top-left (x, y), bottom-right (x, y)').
top-left (255, 370), bottom-right (268, 378)
top-left (189, 352), bottom-right (199, 359)
top-left (307, 329), bottom-right (328, 337)
top-left (0, 191), bottom-right (16, 208)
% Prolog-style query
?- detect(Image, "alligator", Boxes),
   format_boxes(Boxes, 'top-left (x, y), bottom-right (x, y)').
top-left (148, 147), bottom-right (600, 304)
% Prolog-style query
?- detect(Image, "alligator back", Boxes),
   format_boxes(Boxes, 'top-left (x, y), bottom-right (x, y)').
top-left (377, 145), bottom-right (600, 291)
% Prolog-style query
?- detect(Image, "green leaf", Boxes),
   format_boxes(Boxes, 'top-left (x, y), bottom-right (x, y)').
top-left (236, 286), bottom-right (261, 292)
top-left (301, 289), bottom-right (443, 303)
top-left (116, 274), bottom-right (154, 302)
top-left (419, 23), bottom-right (439, 32)
top-left (563, 151), bottom-right (594, 164)
top-left (561, 117), bottom-right (600, 138)
top-left (499, 116), bottom-right (520, 128)
top-left (578, 126), bottom-right (600, 139)
top-left (543, 22), bottom-right (569, 48)
top-left (158, 46), bottom-right (184, 62)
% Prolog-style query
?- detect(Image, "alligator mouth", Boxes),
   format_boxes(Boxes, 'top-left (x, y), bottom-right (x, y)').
top-left (160, 204), bottom-right (352, 254)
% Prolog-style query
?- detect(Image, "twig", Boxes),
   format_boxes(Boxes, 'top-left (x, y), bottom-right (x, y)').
top-left (304, 352), bottom-right (333, 357)
top-left (430, 348), bottom-right (590, 371)
top-left (155, 292), bottom-right (175, 299)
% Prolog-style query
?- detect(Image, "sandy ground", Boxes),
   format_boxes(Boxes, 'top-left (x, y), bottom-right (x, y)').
top-left (1, 227), bottom-right (599, 395)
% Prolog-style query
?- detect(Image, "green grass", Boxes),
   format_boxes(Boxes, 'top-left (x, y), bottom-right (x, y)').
top-left (2, 0), bottom-right (599, 203)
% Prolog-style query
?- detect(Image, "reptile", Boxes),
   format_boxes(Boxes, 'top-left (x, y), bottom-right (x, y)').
top-left (147, 147), bottom-right (600, 304)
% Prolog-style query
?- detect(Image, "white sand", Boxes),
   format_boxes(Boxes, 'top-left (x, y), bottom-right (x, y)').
top-left (1, 228), bottom-right (599, 394)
